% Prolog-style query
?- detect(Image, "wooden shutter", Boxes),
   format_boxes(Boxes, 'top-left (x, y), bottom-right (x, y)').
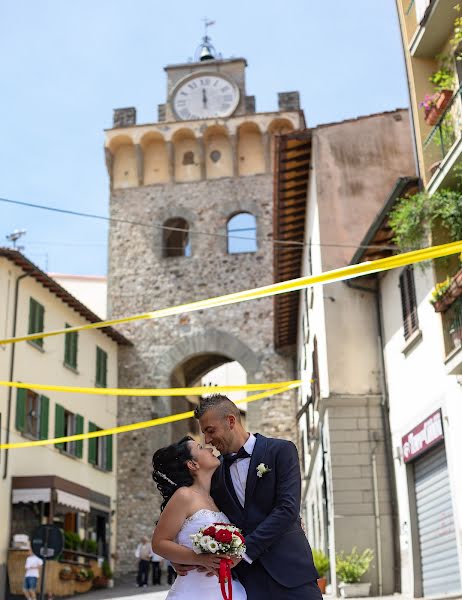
top-left (55, 404), bottom-right (65, 450)
top-left (39, 395), bottom-right (49, 440)
top-left (75, 414), bottom-right (84, 458)
top-left (106, 434), bottom-right (113, 471)
top-left (15, 388), bottom-right (27, 432)
top-left (88, 422), bottom-right (98, 465)
top-left (96, 347), bottom-right (108, 387)
top-left (399, 267), bottom-right (419, 340)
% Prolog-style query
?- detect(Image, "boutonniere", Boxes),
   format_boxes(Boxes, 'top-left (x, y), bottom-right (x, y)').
top-left (256, 463), bottom-right (271, 478)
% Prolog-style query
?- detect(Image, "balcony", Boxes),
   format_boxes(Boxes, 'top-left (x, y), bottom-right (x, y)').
top-left (423, 84), bottom-right (462, 192)
top-left (443, 296), bottom-right (462, 374)
top-left (409, 0), bottom-right (460, 57)
top-left (403, 0), bottom-right (418, 44)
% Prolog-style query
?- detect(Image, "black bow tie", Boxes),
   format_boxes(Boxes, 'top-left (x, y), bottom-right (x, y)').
top-left (223, 447), bottom-right (250, 465)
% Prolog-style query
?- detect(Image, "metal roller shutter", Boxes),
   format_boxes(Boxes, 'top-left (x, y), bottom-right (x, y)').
top-left (414, 444), bottom-right (461, 596)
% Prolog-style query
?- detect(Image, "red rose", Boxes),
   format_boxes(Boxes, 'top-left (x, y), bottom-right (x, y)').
top-left (235, 532), bottom-right (245, 543)
top-left (203, 526), bottom-right (216, 537)
top-left (215, 529), bottom-right (233, 544)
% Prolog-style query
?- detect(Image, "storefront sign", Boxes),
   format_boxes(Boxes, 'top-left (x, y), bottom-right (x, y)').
top-left (402, 409), bottom-right (444, 463)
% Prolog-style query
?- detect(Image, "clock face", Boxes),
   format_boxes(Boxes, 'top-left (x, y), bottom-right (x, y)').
top-left (172, 74), bottom-right (240, 120)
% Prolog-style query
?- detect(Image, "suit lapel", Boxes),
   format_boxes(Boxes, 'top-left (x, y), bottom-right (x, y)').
top-left (244, 433), bottom-right (268, 508)
top-left (217, 458), bottom-right (244, 519)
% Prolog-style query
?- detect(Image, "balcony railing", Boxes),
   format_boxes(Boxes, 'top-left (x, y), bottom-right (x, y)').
top-left (423, 84), bottom-right (462, 178)
top-left (442, 295), bottom-right (462, 356)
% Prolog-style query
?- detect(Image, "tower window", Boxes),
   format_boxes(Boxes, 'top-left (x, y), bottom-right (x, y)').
top-left (182, 151), bottom-right (195, 165)
top-left (227, 213), bottom-right (257, 254)
top-left (210, 150), bottom-right (221, 163)
top-left (163, 217), bottom-right (191, 257)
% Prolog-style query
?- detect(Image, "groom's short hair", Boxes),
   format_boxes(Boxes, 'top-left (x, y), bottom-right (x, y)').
top-left (194, 394), bottom-right (241, 421)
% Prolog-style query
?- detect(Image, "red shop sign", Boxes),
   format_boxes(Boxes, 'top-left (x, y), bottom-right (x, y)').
top-left (402, 409), bottom-right (444, 463)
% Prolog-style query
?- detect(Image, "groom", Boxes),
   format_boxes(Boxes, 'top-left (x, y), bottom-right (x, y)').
top-left (188, 394), bottom-right (321, 599)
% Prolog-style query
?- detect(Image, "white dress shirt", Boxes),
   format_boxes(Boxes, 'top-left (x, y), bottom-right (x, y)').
top-left (229, 433), bottom-right (257, 507)
top-left (228, 433), bottom-right (257, 565)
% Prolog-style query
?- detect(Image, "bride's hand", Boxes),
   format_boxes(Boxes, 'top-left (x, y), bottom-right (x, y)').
top-left (196, 553), bottom-right (227, 574)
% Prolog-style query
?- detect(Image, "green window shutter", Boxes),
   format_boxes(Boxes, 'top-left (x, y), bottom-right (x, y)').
top-left (28, 298), bottom-right (35, 335)
top-left (64, 324), bottom-right (71, 365)
top-left (15, 388), bottom-right (27, 432)
top-left (96, 347), bottom-right (108, 387)
top-left (106, 435), bottom-right (113, 471)
top-left (54, 404), bottom-right (65, 450)
top-left (75, 414), bottom-right (84, 458)
top-left (73, 331), bottom-right (78, 369)
top-left (28, 298), bottom-right (44, 347)
top-left (39, 396), bottom-right (49, 440)
top-left (88, 422), bottom-right (98, 465)
top-left (64, 325), bottom-right (77, 368)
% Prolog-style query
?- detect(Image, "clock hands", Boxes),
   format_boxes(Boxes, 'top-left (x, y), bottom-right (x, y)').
top-left (202, 88), bottom-right (207, 108)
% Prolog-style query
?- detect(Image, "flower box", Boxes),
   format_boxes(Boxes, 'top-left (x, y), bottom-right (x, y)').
top-left (339, 582), bottom-right (371, 598)
top-left (424, 90), bottom-right (453, 125)
top-left (433, 268), bottom-right (462, 313)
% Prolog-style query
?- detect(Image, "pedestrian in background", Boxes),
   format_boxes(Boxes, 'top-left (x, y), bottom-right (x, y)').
top-left (23, 546), bottom-right (43, 600)
top-left (134, 536), bottom-right (152, 587)
top-left (151, 550), bottom-right (163, 585)
top-left (166, 560), bottom-right (177, 586)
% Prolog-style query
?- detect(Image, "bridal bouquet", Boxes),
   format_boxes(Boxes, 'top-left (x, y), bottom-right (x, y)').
top-left (191, 523), bottom-right (246, 600)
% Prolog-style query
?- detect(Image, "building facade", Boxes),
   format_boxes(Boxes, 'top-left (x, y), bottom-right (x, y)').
top-left (273, 111), bottom-right (416, 595)
top-left (0, 249), bottom-right (129, 599)
top-left (105, 44), bottom-right (305, 573)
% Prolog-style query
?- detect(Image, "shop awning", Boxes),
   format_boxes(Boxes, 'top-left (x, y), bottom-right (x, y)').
top-left (56, 490), bottom-right (90, 513)
top-left (12, 488), bottom-right (51, 504)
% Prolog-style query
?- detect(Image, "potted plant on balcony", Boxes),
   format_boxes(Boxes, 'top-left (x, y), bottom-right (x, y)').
top-left (312, 549), bottom-right (330, 593)
top-left (430, 276), bottom-right (453, 312)
top-left (336, 547), bottom-right (374, 598)
top-left (59, 565), bottom-right (74, 581)
top-left (420, 54), bottom-right (455, 126)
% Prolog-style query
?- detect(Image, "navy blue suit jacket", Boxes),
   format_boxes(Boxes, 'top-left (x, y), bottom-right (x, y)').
top-left (211, 433), bottom-right (319, 589)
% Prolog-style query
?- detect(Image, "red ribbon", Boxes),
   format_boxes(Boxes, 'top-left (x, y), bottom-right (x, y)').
top-left (219, 558), bottom-right (233, 600)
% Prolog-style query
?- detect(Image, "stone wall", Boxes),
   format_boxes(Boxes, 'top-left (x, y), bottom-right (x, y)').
top-left (108, 173), bottom-right (297, 573)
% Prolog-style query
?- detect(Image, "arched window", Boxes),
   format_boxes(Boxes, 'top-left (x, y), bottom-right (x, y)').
top-left (227, 213), bottom-right (257, 254)
top-left (163, 218), bottom-right (191, 257)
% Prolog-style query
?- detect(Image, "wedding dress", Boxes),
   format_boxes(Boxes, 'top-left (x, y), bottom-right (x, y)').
top-left (166, 509), bottom-right (247, 600)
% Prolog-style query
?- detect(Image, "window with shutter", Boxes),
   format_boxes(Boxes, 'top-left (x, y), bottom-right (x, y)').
top-left (15, 388), bottom-right (27, 432)
top-left (55, 404), bottom-right (65, 450)
top-left (64, 324), bottom-right (78, 369)
top-left (28, 298), bottom-right (45, 348)
top-left (399, 266), bottom-right (419, 340)
top-left (75, 414), bottom-right (84, 458)
top-left (96, 347), bottom-right (108, 388)
top-left (88, 422), bottom-right (98, 465)
top-left (39, 396), bottom-right (49, 440)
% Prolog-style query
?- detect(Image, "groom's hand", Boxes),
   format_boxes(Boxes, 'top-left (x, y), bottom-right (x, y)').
top-left (171, 562), bottom-right (197, 577)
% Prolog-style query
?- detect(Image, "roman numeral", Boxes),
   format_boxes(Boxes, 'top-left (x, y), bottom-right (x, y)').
top-left (221, 86), bottom-right (230, 92)
top-left (223, 94), bottom-right (234, 102)
top-left (180, 109), bottom-right (191, 119)
top-left (188, 82), bottom-right (198, 89)
top-left (200, 78), bottom-right (210, 86)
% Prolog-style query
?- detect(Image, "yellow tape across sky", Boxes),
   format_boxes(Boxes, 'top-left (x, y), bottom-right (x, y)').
top-left (0, 383), bottom-right (299, 449)
top-left (2, 240), bottom-right (462, 450)
top-left (0, 380), bottom-right (300, 396)
top-left (1, 239), bottom-right (462, 346)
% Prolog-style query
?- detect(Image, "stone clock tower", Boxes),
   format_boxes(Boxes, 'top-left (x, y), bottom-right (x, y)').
top-left (105, 38), bottom-right (304, 573)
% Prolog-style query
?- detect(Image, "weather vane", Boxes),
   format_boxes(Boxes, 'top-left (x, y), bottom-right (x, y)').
top-left (202, 17), bottom-right (216, 37)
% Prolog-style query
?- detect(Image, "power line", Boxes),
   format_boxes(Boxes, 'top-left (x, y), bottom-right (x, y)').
top-left (0, 196), bottom-right (397, 252)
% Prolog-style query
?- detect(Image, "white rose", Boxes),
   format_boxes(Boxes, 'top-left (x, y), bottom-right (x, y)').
top-left (231, 536), bottom-right (242, 548)
top-left (207, 539), bottom-right (219, 553)
top-left (200, 535), bottom-right (212, 550)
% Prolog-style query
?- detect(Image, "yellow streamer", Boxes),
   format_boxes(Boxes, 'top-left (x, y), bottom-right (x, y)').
top-left (1, 240), bottom-right (462, 346)
top-left (0, 383), bottom-right (299, 449)
top-left (0, 380), bottom-right (300, 396)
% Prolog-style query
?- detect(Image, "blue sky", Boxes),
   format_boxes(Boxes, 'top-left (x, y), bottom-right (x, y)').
top-left (0, 0), bottom-right (409, 275)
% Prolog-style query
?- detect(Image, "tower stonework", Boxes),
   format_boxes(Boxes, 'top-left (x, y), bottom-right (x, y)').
top-left (105, 54), bottom-right (304, 573)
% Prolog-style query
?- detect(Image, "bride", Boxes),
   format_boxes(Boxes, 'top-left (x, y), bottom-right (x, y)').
top-left (151, 436), bottom-right (247, 600)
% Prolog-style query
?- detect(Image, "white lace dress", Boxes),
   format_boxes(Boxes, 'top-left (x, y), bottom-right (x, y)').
top-left (166, 509), bottom-right (247, 600)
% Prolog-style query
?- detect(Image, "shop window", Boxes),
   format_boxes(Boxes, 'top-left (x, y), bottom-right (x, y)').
top-left (28, 297), bottom-right (44, 348)
top-left (163, 218), bottom-right (191, 257)
top-left (96, 346), bottom-right (108, 388)
top-left (15, 388), bottom-right (49, 440)
top-left (55, 404), bottom-right (83, 457)
top-left (227, 213), bottom-right (257, 254)
top-left (88, 423), bottom-right (113, 471)
top-left (64, 324), bottom-right (78, 369)
top-left (399, 266), bottom-right (419, 340)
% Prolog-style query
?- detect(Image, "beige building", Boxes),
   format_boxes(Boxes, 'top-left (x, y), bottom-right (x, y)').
top-left (0, 249), bottom-right (129, 599)
top-left (273, 110), bottom-right (416, 595)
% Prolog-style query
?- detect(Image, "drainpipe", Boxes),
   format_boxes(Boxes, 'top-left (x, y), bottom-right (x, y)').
top-left (345, 278), bottom-right (402, 593)
top-left (372, 443), bottom-right (383, 596)
top-left (3, 271), bottom-right (29, 480)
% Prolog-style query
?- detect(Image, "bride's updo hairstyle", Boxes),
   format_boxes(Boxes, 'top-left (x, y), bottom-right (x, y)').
top-left (152, 436), bottom-right (194, 511)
